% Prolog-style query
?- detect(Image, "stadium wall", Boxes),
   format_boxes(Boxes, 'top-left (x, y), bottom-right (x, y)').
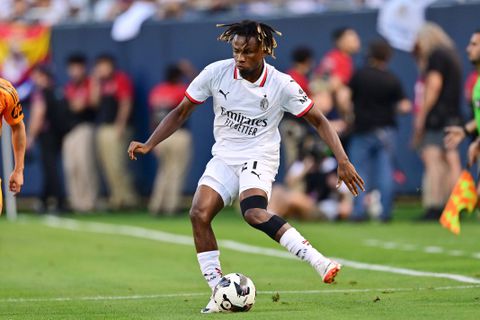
top-left (20, 2), bottom-right (480, 197)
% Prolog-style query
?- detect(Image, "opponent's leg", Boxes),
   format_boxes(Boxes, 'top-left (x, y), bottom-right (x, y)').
top-left (189, 185), bottom-right (225, 313)
top-left (240, 189), bottom-right (341, 283)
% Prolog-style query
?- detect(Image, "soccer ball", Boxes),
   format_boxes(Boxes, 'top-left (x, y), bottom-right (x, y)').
top-left (213, 273), bottom-right (256, 312)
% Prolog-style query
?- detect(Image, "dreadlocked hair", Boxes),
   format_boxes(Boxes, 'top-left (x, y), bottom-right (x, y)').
top-left (216, 20), bottom-right (282, 58)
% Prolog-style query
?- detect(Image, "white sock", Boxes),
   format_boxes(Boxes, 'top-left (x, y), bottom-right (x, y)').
top-left (197, 250), bottom-right (223, 290)
top-left (279, 228), bottom-right (328, 266)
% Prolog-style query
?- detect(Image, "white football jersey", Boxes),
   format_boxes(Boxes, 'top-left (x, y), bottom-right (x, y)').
top-left (185, 58), bottom-right (313, 166)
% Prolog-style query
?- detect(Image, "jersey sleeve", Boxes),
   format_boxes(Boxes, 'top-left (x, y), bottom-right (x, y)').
top-left (281, 78), bottom-right (314, 117)
top-left (1, 85), bottom-right (24, 126)
top-left (185, 67), bottom-right (213, 104)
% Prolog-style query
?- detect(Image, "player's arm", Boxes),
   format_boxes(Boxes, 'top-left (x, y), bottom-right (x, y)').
top-left (303, 105), bottom-right (365, 196)
top-left (9, 120), bottom-right (26, 194)
top-left (128, 97), bottom-right (198, 160)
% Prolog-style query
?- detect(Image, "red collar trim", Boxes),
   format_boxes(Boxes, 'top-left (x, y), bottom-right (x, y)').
top-left (233, 65), bottom-right (268, 87)
top-left (259, 67), bottom-right (268, 87)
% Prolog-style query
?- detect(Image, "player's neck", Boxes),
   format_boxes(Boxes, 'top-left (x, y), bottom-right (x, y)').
top-left (240, 62), bottom-right (264, 83)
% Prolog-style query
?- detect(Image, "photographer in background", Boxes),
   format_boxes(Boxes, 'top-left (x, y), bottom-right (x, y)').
top-left (269, 134), bottom-right (351, 221)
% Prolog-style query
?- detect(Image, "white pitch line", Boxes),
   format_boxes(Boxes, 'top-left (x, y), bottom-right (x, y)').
top-left (39, 216), bottom-right (480, 284)
top-left (3, 285), bottom-right (480, 303)
top-left (362, 239), bottom-right (480, 260)
top-left (424, 246), bottom-right (444, 254)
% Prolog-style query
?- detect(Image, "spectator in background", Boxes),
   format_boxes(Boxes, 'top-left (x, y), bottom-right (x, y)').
top-left (90, 54), bottom-right (138, 210)
top-left (94, 0), bottom-right (133, 21)
top-left (287, 46), bottom-right (313, 95)
top-left (148, 63), bottom-right (192, 216)
top-left (269, 134), bottom-right (350, 221)
top-left (343, 39), bottom-right (411, 222)
top-left (62, 53), bottom-right (98, 213)
top-left (27, 65), bottom-right (68, 213)
top-left (412, 22), bottom-right (463, 220)
top-left (316, 27), bottom-right (361, 85)
top-left (314, 27), bottom-right (361, 135)
top-left (281, 46), bottom-right (314, 167)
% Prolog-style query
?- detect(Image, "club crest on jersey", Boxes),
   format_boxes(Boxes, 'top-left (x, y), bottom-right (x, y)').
top-left (260, 95), bottom-right (269, 110)
top-left (475, 100), bottom-right (480, 109)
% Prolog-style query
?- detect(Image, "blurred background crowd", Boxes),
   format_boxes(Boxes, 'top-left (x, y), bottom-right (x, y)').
top-left (0, 0), bottom-right (477, 25)
top-left (1, 0), bottom-right (479, 223)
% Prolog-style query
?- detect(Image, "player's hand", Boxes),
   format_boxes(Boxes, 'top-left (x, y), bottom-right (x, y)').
top-left (467, 139), bottom-right (480, 167)
top-left (444, 126), bottom-right (465, 150)
top-left (9, 169), bottom-right (23, 195)
top-left (336, 159), bottom-right (365, 196)
top-left (128, 141), bottom-right (151, 160)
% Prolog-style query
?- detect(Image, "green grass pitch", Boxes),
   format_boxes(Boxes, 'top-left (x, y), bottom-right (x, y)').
top-left (1, 203), bottom-right (479, 319)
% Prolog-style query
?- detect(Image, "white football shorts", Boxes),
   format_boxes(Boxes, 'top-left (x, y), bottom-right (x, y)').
top-left (198, 157), bottom-right (278, 206)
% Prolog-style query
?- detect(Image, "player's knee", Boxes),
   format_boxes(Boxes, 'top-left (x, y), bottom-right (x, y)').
top-left (189, 205), bottom-right (212, 226)
top-left (240, 196), bottom-right (268, 221)
top-left (243, 208), bottom-right (266, 225)
top-left (250, 214), bottom-right (287, 240)
top-left (240, 195), bottom-right (287, 239)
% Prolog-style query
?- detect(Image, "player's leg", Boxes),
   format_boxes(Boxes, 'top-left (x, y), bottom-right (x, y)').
top-left (190, 185), bottom-right (224, 254)
top-left (240, 188), bottom-right (340, 283)
top-left (239, 160), bottom-right (340, 283)
top-left (192, 157), bottom-right (239, 313)
top-left (190, 185), bottom-right (226, 313)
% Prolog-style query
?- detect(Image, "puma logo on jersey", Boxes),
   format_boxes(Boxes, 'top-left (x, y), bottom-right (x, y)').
top-left (219, 89), bottom-right (230, 100)
top-left (251, 170), bottom-right (261, 179)
top-left (298, 95), bottom-right (308, 104)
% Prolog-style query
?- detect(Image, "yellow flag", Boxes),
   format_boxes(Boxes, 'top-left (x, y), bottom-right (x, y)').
top-left (439, 170), bottom-right (477, 234)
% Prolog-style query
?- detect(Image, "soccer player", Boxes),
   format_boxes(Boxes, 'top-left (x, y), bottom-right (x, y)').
top-left (128, 20), bottom-right (364, 313)
top-left (0, 77), bottom-right (26, 213)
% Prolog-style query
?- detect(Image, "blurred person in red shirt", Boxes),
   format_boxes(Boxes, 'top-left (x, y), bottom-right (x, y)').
top-left (281, 46), bottom-right (314, 167)
top-left (90, 54), bottom-right (138, 210)
top-left (315, 27), bottom-right (361, 133)
top-left (148, 63), bottom-right (192, 216)
top-left (286, 46), bottom-right (314, 95)
top-left (316, 27), bottom-right (361, 87)
top-left (62, 53), bottom-right (99, 213)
